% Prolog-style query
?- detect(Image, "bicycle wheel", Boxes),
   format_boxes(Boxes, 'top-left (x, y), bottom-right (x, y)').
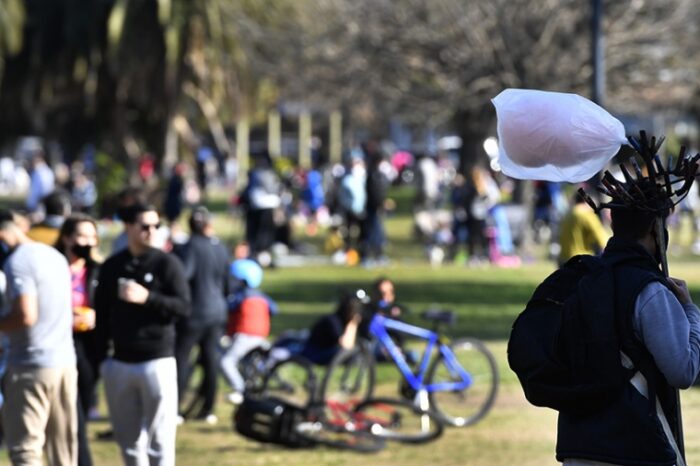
top-left (238, 346), bottom-right (269, 395)
top-left (295, 421), bottom-right (385, 453)
top-left (427, 338), bottom-right (498, 427)
top-left (261, 356), bottom-right (316, 408)
top-left (352, 397), bottom-right (443, 444)
top-left (320, 347), bottom-right (375, 415)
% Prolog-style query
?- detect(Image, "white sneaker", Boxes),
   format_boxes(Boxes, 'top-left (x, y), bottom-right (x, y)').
top-left (176, 415), bottom-right (185, 426)
top-left (227, 391), bottom-right (244, 405)
top-left (203, 414), bottom-right (218, 425)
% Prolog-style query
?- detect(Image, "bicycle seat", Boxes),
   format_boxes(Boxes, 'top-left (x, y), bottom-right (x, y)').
top-left (420, 309), bottom-right (456, 326)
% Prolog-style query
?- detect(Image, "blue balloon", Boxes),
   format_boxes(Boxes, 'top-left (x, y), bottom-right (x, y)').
top-left (230, 259), bottom-right (263, 289)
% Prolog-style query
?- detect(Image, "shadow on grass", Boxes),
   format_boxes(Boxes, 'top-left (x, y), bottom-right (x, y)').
top-left (271, 310), bottom-right (521, 341)
top-left (267, 279), bottom-right (537, 341)
top-left (267, 279), bottom-right (535, 307)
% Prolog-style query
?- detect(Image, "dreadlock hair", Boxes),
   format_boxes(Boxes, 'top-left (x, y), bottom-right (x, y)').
top-left (579, 131), bottom-right (699, 241)
top-left (609, 177), bottom-right (672, 242)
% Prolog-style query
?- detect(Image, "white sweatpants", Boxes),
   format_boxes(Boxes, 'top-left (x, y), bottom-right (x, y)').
top-left (102, 357), bottom-right (178, 466)
top-left (219, 334), bottom-right (269, 393)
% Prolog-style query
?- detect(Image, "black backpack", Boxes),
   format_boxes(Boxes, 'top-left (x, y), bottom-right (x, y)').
top-left (234, 395), bottom-right (315, 448)
top-left (507, 255), bottom-right (636, 413)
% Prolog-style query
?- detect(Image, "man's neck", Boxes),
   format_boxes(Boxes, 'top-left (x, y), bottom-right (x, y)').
top-left (637, 234), bottom-right (657, 258)
top-left (128, 243), bottom-right (149, 257)
top-left (13, 232), bottom-right (30, 248)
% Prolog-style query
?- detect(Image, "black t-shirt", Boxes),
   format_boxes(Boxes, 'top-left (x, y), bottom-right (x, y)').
top-left (306, 314), bottom-right (344, 350)
top-left (94, 247), bottom-right (191, 363)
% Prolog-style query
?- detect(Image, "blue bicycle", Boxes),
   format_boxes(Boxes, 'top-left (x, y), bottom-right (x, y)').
top-left (320, 308), bottom-right (499, 427)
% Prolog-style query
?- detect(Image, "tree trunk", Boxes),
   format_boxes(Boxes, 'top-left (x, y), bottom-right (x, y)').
top-left (454, 106), bottom-right (494, 173)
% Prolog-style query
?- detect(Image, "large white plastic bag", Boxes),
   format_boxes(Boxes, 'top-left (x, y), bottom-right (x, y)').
top-left (492, 89), bottom-right (627, 183)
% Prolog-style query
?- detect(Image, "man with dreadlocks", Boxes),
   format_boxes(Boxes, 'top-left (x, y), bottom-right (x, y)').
top-left (558, 136), bottom-right (700, 466)
top-left (493, 87), bottom-right (700, 464)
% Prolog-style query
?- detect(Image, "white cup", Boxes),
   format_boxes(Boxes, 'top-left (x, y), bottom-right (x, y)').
top-left (118, 278), bottom-right (135, 300)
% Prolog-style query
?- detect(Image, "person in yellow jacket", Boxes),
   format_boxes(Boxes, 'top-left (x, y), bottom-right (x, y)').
top-left (27, 191), bottom-right (71, 245)
top-left (558, 193), bottom-right (610, 266)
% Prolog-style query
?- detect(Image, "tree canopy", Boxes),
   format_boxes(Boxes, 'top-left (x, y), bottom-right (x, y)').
top-left (1, 0), bottom-right (698, 169)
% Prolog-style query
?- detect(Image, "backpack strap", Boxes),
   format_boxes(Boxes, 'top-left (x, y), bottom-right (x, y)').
top-left (610, 259), bottom-right (680, 441)
top-left (621, 351), bottom-right (686, 466)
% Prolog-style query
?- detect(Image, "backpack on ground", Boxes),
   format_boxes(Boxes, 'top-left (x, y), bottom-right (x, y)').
top-left (233, 395), bottom-right (315, 448)
top-left (507, 254), bottom-right (636, 413)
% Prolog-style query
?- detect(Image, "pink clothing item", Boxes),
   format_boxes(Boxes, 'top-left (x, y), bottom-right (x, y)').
top-left (71, 267), bottom-right (89, 308)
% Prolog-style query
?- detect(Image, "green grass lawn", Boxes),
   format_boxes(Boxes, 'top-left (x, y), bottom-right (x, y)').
top-left (69, 258), bottom-right (700, 466)
top-left (6, 187), bottom-right (700, 465)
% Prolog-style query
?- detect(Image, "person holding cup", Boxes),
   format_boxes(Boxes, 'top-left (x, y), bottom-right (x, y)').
top-left (55, 213), bottom-right (101, 466)
top-left (94, 203), bottom-right (190, 466)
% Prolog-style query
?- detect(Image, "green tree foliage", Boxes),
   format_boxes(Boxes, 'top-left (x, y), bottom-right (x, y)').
top-left (0, 0), bottom-right (296, 170)
top-left (271, 0), bottom-right (697, 167)
top-left (94, 149), bottom-right (127, 213)
top-left (0, 0), bottom-right (698, 173)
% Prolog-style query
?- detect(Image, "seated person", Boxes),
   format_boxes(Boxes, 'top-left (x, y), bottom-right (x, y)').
top-left (361, 277), bottom-right (420, 365)
top-left (370, 276), bottom-right (406, 319)
top-left (220, 259), bottom-right (277, 404)
top-left (301, 293), bottom-right (363, 365)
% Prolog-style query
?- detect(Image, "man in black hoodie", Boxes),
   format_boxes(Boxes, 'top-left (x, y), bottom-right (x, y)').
top-left (174, 206), bottom-right (230, 424)
top-left (94, 203), bottom-right (190, 466)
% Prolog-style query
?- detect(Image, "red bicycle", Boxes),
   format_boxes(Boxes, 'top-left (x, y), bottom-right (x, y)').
top-left (295, 397), bottom-right (443, 451)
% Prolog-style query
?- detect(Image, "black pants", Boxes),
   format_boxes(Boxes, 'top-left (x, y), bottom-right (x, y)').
top-left (245, 208), bottom-right (276, 254)
top-left (75, 340), bottom-right (98, 416)
top-left (77, 392), bottom-right (93, 466)
top-left (175, 323), bottom-right (222, 417)
top-left (75, 340), bottom-right (96, 466)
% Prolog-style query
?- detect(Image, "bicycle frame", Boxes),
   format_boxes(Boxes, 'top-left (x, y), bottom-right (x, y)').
top-left (368, 314), bottom-right (472, 394)
top-left (325, 398), bottom-right (417, 432)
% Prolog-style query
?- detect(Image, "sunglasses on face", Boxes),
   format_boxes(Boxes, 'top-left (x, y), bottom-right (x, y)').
top-left (139, 223), bottom-right (161, 232)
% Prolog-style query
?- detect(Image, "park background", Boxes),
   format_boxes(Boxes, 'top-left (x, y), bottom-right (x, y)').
top-left (0, 186), bottom-right (688, 466)
top-left (4, 1), bottom-right (700, 465)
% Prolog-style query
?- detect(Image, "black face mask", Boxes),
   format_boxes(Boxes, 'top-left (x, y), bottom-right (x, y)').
top-left (71, 244), bottom-right (93, 260)
top-left (0, 240), bottom-right (12, 268)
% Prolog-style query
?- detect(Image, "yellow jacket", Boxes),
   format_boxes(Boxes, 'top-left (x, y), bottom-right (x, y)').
top-left (27, 225), bottom-right (61, 246)
top-left (558, 203), bottom-right (609, 264)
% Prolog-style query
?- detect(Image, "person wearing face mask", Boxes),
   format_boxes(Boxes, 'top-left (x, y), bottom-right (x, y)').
top-left (0, 209), bottom-right (77, 466)
top-left (55, 214), bottom-right (101, 466)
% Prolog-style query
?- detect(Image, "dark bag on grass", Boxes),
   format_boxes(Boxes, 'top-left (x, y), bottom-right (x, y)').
top-left (507, 254), bottom-right (636, 413)
top-left (234, 396), bottom-right (314, 448)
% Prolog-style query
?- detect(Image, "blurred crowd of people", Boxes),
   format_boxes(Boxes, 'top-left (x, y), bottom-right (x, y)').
top-left (2, 135), bottom-right (700, 465)
top-left (6, 136), bottom-right (700, 277)
top-left (0, 182), bottom-right (418, 465)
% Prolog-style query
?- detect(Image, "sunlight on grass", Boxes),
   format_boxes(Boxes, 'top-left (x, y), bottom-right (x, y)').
top-left (69, 187), bottom-right (700, 466)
